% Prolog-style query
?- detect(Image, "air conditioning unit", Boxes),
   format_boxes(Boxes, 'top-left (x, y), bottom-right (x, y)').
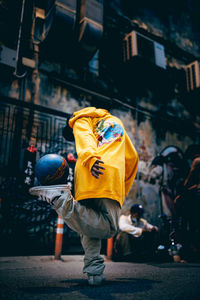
top-left (78, 0), bottom-right (104, 47)
top-left (185, 60), bottom-right (200, 92)
top-left (55, 0), bottom-right (77, 31)
top-left (34, 1), bottom-right (55, 43)
top-left (123, 31), bottom-right (166, 69)
top-left (0, 45), bottom-right (17, 68)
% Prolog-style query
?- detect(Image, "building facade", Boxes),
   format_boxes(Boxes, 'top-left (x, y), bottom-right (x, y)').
top-left (0, 0), bottom-right (199, 254)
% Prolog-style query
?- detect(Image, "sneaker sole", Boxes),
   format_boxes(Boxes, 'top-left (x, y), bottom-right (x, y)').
top-left (29, 184), bottom-right (70, 196)
top-left (88, 275), bottom-right (106, 286)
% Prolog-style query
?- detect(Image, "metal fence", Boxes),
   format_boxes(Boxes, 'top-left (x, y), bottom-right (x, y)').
top-left (0, 96), bottom-right (82, 256)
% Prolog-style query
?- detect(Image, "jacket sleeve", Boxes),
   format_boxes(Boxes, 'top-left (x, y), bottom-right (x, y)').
top-left (73, 117), bottom-right (101, 170)
top-left (119, 215), bottom-right (143, 237)
top-left (142, 219), bottom-right (154, 231)
top-left (125, 132), bottom-right (139, 196)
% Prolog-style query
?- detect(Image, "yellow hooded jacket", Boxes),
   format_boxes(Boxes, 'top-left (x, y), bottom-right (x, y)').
top-left (69, 107), bottom-right (139, 208)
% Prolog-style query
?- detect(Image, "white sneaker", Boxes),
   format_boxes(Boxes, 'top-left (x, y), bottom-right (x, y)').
top-left (29, 184), bottom-right (72, 205)
top-left (88, 274), bottom-right (106, 286)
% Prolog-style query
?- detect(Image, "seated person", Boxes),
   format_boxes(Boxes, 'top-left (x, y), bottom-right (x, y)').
top-left (114, 204), bottom-right (158, 261)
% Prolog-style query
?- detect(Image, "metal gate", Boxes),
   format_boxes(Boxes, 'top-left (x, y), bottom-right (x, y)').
top-left (0, 96), bottom-right (82, 256)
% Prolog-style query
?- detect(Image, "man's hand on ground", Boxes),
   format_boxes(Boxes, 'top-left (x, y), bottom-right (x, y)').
top-left (151, 226), bottom-right (159, 232)
top-left (91, 160), bottom-right (105, 179)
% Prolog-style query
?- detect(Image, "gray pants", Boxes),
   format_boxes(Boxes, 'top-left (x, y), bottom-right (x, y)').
top-left (54, 195), bottom-right (121, 275)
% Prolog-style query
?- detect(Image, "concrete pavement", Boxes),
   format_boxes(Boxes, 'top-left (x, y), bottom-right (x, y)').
top-left (0, 255), bottom-right (200, 299)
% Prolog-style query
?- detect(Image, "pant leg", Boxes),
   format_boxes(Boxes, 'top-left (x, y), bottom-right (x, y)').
top-left (54, 195), bottom-right (120, 239)
top-left (53, 195), bottom-right (121, 275)
top-left (80, 235), bottom-right (105, 275)
top-left (114, 232), bottom-right (133, 257)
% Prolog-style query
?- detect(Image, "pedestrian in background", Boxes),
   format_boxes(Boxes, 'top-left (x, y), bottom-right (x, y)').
top-left (174, 152), bottom-right (200, 261)
top-left (114, 204), bottom-right (158, 261)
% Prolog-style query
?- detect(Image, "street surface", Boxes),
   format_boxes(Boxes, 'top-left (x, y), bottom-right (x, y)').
top-left (0, 255), bottom-right (200, 299)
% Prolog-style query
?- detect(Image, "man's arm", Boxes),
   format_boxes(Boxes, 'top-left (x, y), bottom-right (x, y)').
top-left (184, 157), bottom-right (200, 187)
top-left (73, 117), bottom-right (105, 177)
top-left (119, 215), bottom-right (143, 237)
top-left (142, 219), bottom-right (158, 232)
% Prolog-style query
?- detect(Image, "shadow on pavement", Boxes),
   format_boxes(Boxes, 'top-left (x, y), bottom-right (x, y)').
top-left (21, 278), bottom-right (161, 299)
top-left (147, 262), bottom-right (200, 269)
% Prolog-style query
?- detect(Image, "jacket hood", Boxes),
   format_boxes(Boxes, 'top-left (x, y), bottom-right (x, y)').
top-left (68, 107), bottom-right (109, 128)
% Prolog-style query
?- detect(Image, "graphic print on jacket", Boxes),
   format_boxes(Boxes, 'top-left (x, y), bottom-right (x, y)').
top-left (94, 119), bottom-right (124, 147)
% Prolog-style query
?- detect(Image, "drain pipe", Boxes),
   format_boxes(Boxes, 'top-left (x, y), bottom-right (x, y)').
top-left (13, 0), bottom-right (27, 78)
